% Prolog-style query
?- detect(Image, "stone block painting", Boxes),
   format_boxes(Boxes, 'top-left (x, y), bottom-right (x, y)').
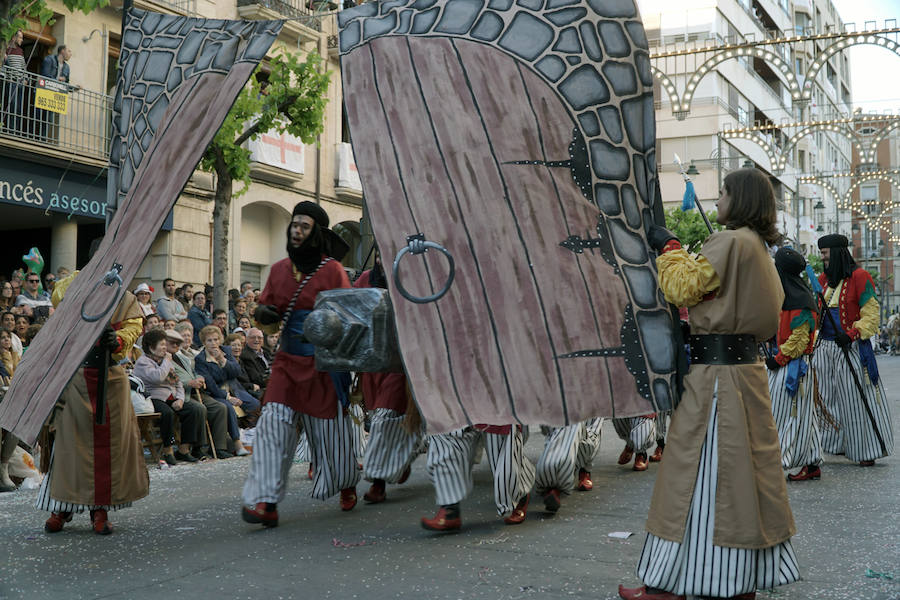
top-left (340, 0), bottom-right (679, 433)
top-left (0, 9), bottom-right (282, 444)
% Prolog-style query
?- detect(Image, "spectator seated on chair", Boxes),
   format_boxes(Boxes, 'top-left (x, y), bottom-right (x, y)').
top-left (132, 328), bottom-right (206, 465)
top-left (194, 325), bottom-right (258, 456)
top-left (240, 327), bottom-right (271, 399)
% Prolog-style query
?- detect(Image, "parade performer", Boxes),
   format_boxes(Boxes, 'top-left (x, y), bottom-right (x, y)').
top-left (620, 169), bottom-right (799, 600)
top-left (612, 416), bottom-right (656, 471)
top-left (651, 412), bottom-right (668, 462)
top-left (354, 258), bottom-right (423, 504)
top-left (766, 248), bottom-right (822, 480)
top-left (37, 270), bottom-right (149, 534)
top-left (422, 424), bottom-right (535, 531)
top-left (534, 417), bottom-right (603, 513)
top-left (241, 202), bottom-right (356, 528)
top-left (812, 234), bottom-right (893, 466)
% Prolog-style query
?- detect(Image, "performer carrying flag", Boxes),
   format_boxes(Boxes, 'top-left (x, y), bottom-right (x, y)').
top-left (766, 248), bottom-right (822, 481)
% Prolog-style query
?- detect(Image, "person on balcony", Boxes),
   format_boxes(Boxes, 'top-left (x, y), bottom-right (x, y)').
top-left (3, 30), bottom-right (27, 134)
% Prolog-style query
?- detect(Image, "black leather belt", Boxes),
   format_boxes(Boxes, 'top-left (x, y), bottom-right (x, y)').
top-left (688, 334), bottom-right (759, 365)
top-left (82, 346), bottom-right (106, 368)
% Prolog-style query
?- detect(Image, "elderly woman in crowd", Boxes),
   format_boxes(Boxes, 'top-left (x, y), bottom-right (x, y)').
top-left (194, 325), bottom-right (257, 456)
top-left (132, 328), bottom-right (205, 464)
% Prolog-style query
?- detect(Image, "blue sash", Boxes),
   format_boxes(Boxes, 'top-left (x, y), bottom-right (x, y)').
top-left (857, 339), bottom-right (880, 385)
top-left (784, 357), bottom-right (808, 398)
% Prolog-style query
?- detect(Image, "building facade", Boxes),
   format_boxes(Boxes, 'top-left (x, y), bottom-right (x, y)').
top-left (0, 0), bottom-right (362, 296)
top-left (638, 0), bottom-right (854, 255)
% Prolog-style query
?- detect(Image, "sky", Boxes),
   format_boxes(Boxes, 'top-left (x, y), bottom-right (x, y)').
top-left (830, 0), bottom-right (900, 113)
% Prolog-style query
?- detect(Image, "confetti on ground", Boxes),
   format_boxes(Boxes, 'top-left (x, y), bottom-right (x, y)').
top-left (864, 568), bottom-right (895, 580)
top-left (608, 531), bottom-right (633, 539)
top-left (331, 537), bottom-right (372, 548)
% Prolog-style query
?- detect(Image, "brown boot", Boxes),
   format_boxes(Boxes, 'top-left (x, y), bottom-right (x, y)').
top-left (363, 479), bottom-right (386, 503)
top-left (44, 512), bottom-right (73, 533)
top-left (90, 509), bottom-right (112, 535)
top-left (421, 505), bottom-right (461, 532)
top-left (633, 453), bottom-right (649, 471)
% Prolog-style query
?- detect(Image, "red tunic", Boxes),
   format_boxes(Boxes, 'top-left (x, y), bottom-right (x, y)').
top-left (773, 308), bottom-right (816, 365)
top-left (817, 268), bottom-right (877, 340)
top-left (354, 269), bottom-right (408, 412)
top-left (260, 257), bottom-right (350, 418)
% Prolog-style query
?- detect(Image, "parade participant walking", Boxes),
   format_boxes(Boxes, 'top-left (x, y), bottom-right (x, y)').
top-left (812, 234), bottom-right (893, 466)
top-left (612, 416), bottom-right (656, 471)
top-left (422, 424), bottom-right (535, 531)
top-left (354, 258), bottom-right (423, 504)
top-left (534, 417), bottom-right (603, 513)
top-left (620, 169), bottom-right (799, 600)
top-left (37, 269), bottom-right (149, 535)
top-left (241, 202), bottom-right (354, 528)
top-left (766, 248), bottom-right (822, 481)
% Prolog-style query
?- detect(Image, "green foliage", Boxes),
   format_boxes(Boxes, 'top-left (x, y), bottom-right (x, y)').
top-left (201, 50), bottom-right (331, 197)
top-left (1, 0), bottom-right (108, 48)
top-left (664, 207), bottom-right (724, 251)
top-left (805, 253), bottom-right (823, 275)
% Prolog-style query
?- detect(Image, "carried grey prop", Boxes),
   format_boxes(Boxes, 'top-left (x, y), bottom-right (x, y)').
top-left (306, 288), bottom-right (403, 373)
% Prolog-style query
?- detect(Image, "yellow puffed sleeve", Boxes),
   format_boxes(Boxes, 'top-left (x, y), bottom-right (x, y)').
top-left (778, 322), bottom-right (811, 360)
top-left (854, 296), bottom-right (880, 340)
top-left (656, 248), bottom-right (721, 308)
top-left (50, 271), bottom-right (80, 308)
top-left (113, 316), bottom-right (143, 362)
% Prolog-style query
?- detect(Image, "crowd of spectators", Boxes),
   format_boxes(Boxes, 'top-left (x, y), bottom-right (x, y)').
top-left (0, 267), bottom-right (274, 468)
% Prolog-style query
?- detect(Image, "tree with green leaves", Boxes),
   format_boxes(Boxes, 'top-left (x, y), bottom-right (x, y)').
top-left (1, 0), bottom-right (107, 58)
top-left (201, 50), bottom-right (330, 310)
top-left (664, 207), bottom-right (723, 252)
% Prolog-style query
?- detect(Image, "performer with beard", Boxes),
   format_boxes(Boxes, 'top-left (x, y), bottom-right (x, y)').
top-left (241, 202), bottom-right (356, 527)
top-left (812, 234), bottom-right (893, 466)
top-left (766, 248), bottom-right (822, 480)
top-left (354, 253), bottom-right (424, 504)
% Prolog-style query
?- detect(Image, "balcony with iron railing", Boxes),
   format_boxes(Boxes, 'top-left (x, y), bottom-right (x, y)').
top-left (0, 67), bottom-right (111, 162)
top-left (236, 0), bottom-right (335, 31)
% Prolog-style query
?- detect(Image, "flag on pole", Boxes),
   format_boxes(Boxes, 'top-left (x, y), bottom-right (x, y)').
top-left (681, 180), bottom-right (696, 211)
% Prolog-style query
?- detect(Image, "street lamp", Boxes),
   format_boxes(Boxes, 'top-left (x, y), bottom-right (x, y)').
top-left (743, 159), bottom-right (754, 169)
top-left (686, 162), bottom-right (700, 176)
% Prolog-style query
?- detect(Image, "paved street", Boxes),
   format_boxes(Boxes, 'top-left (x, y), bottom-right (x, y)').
top-left (1, 356), bottom-right (898, 600)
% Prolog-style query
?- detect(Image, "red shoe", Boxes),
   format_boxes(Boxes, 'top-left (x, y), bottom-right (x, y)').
top-left (503, 494), bottom-right (529, 525)
top-left (618, 584), bottom-right (685, 600)
top-left (577, 468), bottom-right (593, 491)
top-left (617, 446), bottom-right (634, 465)
top-left (633, 453), bottom-right (649, 471)
top-left (242, 502), bottom-right (279, 527)
top-left (421, 506), bottom-right (461, 532)
top-left (649, 445), bottom-right (664, 462)
top-left (340, 487), bottom-right (357, 511)
top-left (90, 509), bottom-right (112, 535)
top-left (44, 512), bottom-right (72, 533)
top-left (859, 460), bottom-right (875, 467)
top-left (787, 465), bottom-right (821, 481)
top-left (363, 480), bottom-right (386, 504)
top-left (397, 465), bottom-right (411, 484)
top-left (308, 464), bottom-right (314, 480)
top-left (543, 488), bottom-right (561, 513)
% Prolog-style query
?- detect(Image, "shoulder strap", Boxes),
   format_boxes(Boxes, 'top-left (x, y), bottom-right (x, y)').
top-left (279, 257), bottom-right (332, 337)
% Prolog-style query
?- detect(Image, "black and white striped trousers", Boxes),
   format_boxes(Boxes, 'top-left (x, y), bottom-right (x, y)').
top-left (812, 340), bottom-right (894, 462)
top-left (613, 416), bottom-right (656, 453)
top-left (655, 412), bottom-right (670, 443)
top-left (35, 445), bottom-right (132, 514)
top-left (535, 418), bottom-right (604, 495)
top-left (426, 427), bottom-right (535, 517)
top-left (363, 408), bottom-right (424, 483)
top-left (636, 392), bottom-right (801, 597)
top-left (768, 356), bottom-right (822, 469)
top-left (242, 402), bottom-right (360, 505)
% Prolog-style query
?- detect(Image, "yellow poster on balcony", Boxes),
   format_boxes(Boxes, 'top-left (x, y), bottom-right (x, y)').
top-left (34, 78), bottom-right (68, 115)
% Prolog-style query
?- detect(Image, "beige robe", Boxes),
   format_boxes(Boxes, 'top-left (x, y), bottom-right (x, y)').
top-left (645, 227), bottom-right (796, 550)
top-left (48, 290), bottom-right (149, 506)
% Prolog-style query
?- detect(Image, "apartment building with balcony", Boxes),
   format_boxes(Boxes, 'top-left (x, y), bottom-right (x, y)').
top-left (638, 0), bottom-right (854, 255)
top-left (0, 0), bottom-right (363, 292)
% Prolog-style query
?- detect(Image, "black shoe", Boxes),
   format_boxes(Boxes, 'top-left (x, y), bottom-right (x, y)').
top-left (174, 450), bottom-right (199, 463)
top-left (215, 450), bottom-right (234, 459)
top-left (163, 453), bottom-right (178, 466)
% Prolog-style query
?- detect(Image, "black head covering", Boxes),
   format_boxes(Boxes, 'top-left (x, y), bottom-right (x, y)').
top-left (368, 252), bottom-right (387, 289)
top-left (286, 202), bottom-right (349, 273)
top-left (817, 233), bottom-right (855, 288)
top-left (774, 248), bottom-right (816, 312)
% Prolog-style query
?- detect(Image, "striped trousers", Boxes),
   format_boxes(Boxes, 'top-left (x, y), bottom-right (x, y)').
top-left (812, 340), bottom-right (894, 462)
top-left (426, 427), bottom-right (535, 517)
top-left (242, 402), bottom-right (360, 505)
top-left (535, 418), bottom-right (603, 495)
top-left (35, 445), bottom-right (132, 514)
top-left (363, 408), bottom-right (424, 483)
top-left (613, 416), bottom-right (657, 453)
top-left (636, 394), bottom-right (801, 597)
top-left (768, 356), bottom-right (822, 470)
top-left (655, 412), bottom-right (669, 444)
